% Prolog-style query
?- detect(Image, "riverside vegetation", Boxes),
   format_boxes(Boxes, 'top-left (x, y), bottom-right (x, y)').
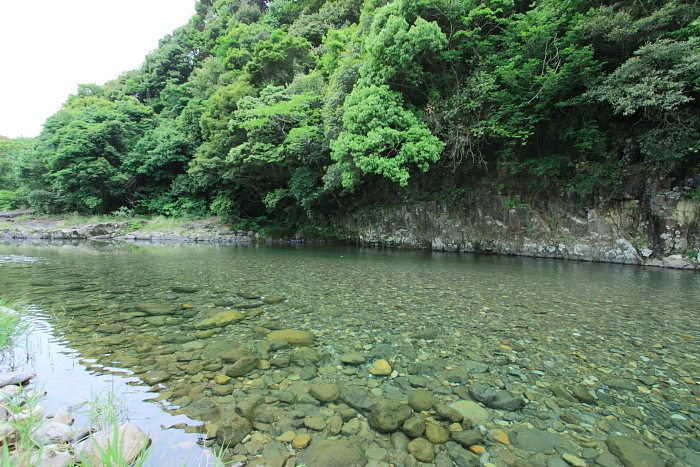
top-left (0, 0), bottom-right (699, 240)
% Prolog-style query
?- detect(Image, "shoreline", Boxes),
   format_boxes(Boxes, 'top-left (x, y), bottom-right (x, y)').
top-left (2, 219), bottom-right (697, 270)
top-left (0, 211), bottom-right (700, 271)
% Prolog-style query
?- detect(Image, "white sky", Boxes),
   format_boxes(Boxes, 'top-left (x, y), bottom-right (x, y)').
top-left (0, 0), bottom-right (196, 139)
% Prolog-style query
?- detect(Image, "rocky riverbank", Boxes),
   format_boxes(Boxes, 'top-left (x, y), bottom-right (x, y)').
top-left (339, 194), bottom-right (700, 270)
top-left (0, 215), bottom-right (258, 244)
top-left (0, 371), bottom-right (150, 466)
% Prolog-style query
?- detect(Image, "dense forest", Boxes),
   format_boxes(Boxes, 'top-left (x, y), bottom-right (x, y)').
top-left (1, 0), bottom-right (699, 232)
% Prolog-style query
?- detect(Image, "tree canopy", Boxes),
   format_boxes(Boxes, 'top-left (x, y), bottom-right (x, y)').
top-left (4, 0), bottom-right (699, 223)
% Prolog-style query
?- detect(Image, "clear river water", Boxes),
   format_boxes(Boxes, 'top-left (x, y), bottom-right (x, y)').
top-left (0, 240), bottom-right (698, 466)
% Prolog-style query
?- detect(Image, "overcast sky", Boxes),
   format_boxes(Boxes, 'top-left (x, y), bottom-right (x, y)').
top-left (0, 0), bottom-right (196, 139)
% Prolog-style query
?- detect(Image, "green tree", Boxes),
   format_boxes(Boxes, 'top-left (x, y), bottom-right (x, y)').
top-left (329, 84), bottom-right (444, 188)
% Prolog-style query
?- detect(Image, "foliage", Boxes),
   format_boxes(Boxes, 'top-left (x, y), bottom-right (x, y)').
top-left (4, 0), bottom-right (699, 226)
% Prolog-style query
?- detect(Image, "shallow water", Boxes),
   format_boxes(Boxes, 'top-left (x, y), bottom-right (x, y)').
top-left (0, 240), bottom-right (698, 465)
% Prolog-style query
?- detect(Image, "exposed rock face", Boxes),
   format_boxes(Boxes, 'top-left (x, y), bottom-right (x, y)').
top-left (340, 179), bottom-right (699, 268)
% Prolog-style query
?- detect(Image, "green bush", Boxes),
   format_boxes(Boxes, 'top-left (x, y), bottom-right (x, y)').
top-left (0, 190), bottom-right (17, 210)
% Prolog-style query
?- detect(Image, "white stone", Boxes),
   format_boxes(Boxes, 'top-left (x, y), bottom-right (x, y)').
top-left (73, 422), bottom-right (149, 467)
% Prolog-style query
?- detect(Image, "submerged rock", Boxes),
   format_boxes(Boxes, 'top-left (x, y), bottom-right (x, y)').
top-left (194, 310), bottom-right (245, 329)
top-left (296, 439), bottom-right (367, 467)
top-left (606, 436), bottom-right (665, 467)
top-left (266, 329), bottom-right (314, 346)
top-left (134, 303), bottom-right (177, 316)
top-left (367, 399), bottom-right (412, 432)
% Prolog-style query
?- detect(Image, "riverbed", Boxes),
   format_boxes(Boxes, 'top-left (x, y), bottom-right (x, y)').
top-left (0, 240), bottom-right (698, 467)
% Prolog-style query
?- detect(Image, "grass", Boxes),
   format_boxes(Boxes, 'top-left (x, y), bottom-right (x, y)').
top-left (0, 298), bottom-right (32, 370)
top-left (0, 301), bottom-right (231, 466)
top-left (1, 384), bottom-right (232, 467)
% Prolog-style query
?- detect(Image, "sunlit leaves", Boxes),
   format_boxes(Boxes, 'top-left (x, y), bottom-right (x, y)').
top-left (330, 84), bottom-right (444, 188)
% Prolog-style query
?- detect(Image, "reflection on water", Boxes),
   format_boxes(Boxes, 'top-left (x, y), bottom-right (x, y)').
top-left (0, 240), bottom-right (698, 465)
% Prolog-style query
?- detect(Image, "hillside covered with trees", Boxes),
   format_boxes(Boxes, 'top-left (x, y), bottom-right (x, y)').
top-left (1, 0), bottom-right (699, 232)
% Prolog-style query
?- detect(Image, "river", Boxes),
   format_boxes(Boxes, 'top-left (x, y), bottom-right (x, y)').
top-left (1, 240), bottom-right (698, 466)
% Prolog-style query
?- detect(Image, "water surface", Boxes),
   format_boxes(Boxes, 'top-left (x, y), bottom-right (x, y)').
top-left (1, 240), bottom-right (698, 464)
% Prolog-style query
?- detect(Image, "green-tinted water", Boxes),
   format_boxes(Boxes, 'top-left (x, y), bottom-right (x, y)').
top-left (1, 240), bottom-right (698, 465)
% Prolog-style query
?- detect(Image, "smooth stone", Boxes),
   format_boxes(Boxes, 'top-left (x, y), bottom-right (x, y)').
top-left (510, 429), bottom-right (561, 453)
top-left (140, 371), bottom-right (171, 385)
top-left (487, 391), bottom-right (525, 411)
top-left (73, 423), bottom-right (148, 465)
top-left (342, 386), bottom-right (379, 412)
top-left (605, 380), bottom-right (638, 392)
top-left (451, 429), bottom-right (482, 448)
top-left (194, 310), bottom-right (245, 330)
top-left (290, 347), bottom-right (320, 367)
top-left (225, 355), bottom-right (260, 377)
top-left (605, 436), bottom-right (664, 467)
top-left (134, 303), bottom-right (177, 315)
top-left (407, 438), bottom-right (435, 463)
top-left (216, 413), bottom-right (252, 447)
top-left (425, 422), bottom-right (450, 444)
top-left (340, 353), bottom-right (367, 365)
top-left (97, 324), bottom-right (123, 334)
top-left (402, 414), bottom-right (426, 438)
top-left (469, 386), bottom-right (497, 404)
top-left (266, 329), bottom-right (314, 346)
top-left (292, 433), bottom-right (311, 450)
top-left (211, 385), bottom-right (234, 396)
top-left (368, 359), bottom-right (392, 376)
top-left (449, 400), bottom-right (489, 424)
top-left (408, 390), bottom-right (437, 412)
top-left (237, 292), bottom-right (260, 299)
top-left (368, 400), bottom-right (412, 432)
top-left (304, 417), bottom-right (327, 431)
top-left (145, 316), bottom-right (166, 326)
top-left (309, 382), bottom-right (341, 402)
top-left (0, 372), bottom-right (33, 387)
top-left (435, 404), bottom-right (464, 423)
top-left (32, 421), bottom-right (73, 444)
top-left (550, 384), bottom-right (576, 402)
top-left (571, 385), bottom-right (595, 404)
top-left (296, 439), bottom-right (367, 467)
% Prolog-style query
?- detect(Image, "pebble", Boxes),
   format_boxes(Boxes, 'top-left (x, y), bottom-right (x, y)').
top-left (368, 360), bottom-right (392, 376)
